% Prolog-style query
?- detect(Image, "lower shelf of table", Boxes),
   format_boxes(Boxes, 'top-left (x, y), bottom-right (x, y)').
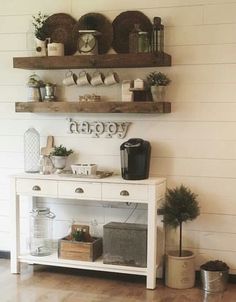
top-left (18, 252), bottom-right (148, 276)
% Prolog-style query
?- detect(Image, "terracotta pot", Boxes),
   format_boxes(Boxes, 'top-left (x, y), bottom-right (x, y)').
top-left (165, 250), bottom-right (195, 289)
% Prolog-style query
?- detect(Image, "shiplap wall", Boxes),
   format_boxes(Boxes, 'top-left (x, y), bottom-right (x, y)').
top-left (1, 0), bottom-right (236, 272)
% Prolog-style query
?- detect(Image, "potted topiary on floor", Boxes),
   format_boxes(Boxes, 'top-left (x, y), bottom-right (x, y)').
top-left (158, 184), bottom-right (200, 289)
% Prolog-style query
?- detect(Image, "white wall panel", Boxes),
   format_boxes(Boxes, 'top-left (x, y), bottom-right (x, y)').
top-left (152, 157), bottom-right (236, 178)
top-left (166, 24), bottom-right (236, 46)
top-left (167, 83), bottom-right (236, 102)
top-left (0, 1), bottom-right (71, 15)
top-left (170, 44), bottom-right (236, 65)
top-left (204, 3), bottom-right (236, 24)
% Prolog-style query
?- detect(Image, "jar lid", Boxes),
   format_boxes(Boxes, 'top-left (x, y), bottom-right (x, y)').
top-left (138, 31), bottom-right (148, 35)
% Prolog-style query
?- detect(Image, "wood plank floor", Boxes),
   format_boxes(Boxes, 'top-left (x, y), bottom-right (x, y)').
top-left (0, 259), bottom-right (236, 302)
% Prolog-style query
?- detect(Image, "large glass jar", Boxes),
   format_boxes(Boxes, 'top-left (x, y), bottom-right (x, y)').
top-left (24, 127), bottom-right (40, 173)
top-left (129, 24), bottom-right (141, 53)
top-left (29, 207), bottom-right (56, 256)
top-left (138, 31), bottom-right (149, 53)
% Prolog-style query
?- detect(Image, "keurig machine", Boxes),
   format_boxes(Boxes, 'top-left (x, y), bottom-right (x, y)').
top-left (120, 138), bottom-right (151, 180)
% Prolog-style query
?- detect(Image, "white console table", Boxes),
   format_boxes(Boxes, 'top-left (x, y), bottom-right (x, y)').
top-left (10, 173), bottom-right (166, 289)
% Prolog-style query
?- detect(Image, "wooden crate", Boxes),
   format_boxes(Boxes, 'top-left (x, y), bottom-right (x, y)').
top-left (58, 236), bottom-right (103, 261)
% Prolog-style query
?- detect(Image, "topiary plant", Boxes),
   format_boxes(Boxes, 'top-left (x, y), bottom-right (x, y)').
top-left (157, 184), bottom-right (200, 257)
top-left (50, 145), bottom-right (73, 157)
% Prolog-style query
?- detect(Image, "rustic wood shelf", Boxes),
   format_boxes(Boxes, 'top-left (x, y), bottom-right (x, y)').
top-left (13, 52), bottom-right (171, 70)
top-left (15, 101), bottom-right (171, 114)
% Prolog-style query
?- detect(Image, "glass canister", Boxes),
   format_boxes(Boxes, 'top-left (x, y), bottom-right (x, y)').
top-left (138, 31), bottom-right (149, 53)
top-left (151, 17), bottom-right (164, 53)
top-left (129, 23), bottom-right (141, 53)
top-left (39, 155), bottom-right (54, 175)
top-left (29, 207), bottom-right (56, 256)
top-left (24, 127), bottom-right (40, 173)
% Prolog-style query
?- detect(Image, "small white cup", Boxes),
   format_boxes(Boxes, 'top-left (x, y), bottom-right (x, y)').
top-left (104, 71), bottom-right (119, 86)
top-left (76, 71), bottom-right (91, 86)
top-left (47, 42), bottom-right (64, 56)
top-left (90, 71), bottom-right (104, 86)
top-left (62, 71), bottom-right (77, 86)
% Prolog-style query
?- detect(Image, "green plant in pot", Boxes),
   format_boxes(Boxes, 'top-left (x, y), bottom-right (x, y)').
top-left (147, 71), bottom-right (171, 102)
top-left (157, 184), bottom-right (200, 289)
top-left (32, 11), bottom-right (48, 56)
top-left (50, 145), bottom-right (73, 174)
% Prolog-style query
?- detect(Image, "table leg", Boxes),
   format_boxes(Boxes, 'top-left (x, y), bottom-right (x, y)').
top-left (146, 186), bottom-right (157, 289)
top-left (10, 177), bottom-right (20, 274)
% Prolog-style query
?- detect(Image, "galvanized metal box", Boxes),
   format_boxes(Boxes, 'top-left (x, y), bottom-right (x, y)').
top-left (103, 222), bottom-right (147, 267)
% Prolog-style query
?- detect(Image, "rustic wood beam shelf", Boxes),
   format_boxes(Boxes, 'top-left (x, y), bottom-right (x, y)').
top-left (15, 101), bottom-right (171, 114)
top-left (13, 52), bottom-right (171, 70)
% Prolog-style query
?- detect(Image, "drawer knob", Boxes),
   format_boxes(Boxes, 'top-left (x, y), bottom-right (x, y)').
top-left (120, 190), bottom-right (129, 196)
top-left (32, 185), bottom-right (41, 191)
top-left (75, 187), bottom-right (84, 194)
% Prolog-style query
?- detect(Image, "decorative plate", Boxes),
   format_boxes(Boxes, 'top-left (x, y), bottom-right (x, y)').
top-left (112, 10), bottom-right (152, 53)
top-left (42, 13), bottom-right (77, 55)
top-left (72, 13), bottom-right (113, 54)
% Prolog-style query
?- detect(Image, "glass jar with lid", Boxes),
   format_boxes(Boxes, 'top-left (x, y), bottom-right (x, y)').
top-left (39, 155), bottom-right (54, 175)
top-left (138, 31), bottom-right (149, 53)
top-left (129, 23), bottom-right (142, 53)
top-left (29, 207), bottom-right (56, 256)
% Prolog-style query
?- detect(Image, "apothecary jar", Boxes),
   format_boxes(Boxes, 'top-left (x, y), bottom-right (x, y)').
top-left (29, 207), bottom-right (56, 256)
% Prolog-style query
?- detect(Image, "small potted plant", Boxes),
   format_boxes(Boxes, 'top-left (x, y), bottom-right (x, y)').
top-left (27, 74), bottom-right (45, 101)
top-left (200, 260), bottom-right (229, 293)
top-left (50, 145), bottom-right (73, 174)
top-left (32, 11), bottom-right (48, 56)
top-left (157, 184), bottom-right (200, 289)
top-left (146, 71), bottom-right (171, 102)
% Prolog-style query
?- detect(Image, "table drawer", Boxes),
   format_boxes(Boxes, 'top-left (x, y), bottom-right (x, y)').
top-left (58, 181), bottom-right (102, 200)
top-left (102, 183), bottom-right (148, 202)
top-left (16, 179), bottom-right (57, 197)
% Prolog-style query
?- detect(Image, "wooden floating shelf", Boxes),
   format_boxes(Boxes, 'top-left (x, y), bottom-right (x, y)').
top-left (15, 101), bottom-right (171, 114)
top-left (13, 52), bottom-right (171, 70)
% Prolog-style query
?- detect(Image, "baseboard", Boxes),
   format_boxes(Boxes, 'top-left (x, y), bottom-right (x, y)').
top-left (0, 251), bottom-right (10, 259)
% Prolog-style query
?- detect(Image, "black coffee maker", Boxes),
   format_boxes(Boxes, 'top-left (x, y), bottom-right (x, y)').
top-left (120, 138), bottom-right (151, 180)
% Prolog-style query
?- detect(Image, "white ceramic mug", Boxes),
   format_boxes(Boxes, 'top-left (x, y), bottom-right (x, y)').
top-left (47, 42), bottom-right (64, 56)
top-left (104, 71), bottom-right (120, 85)
top-left (76, 71), bottom-right (91, 86)
top-left (62, 71), bottom-right (77, 86)
top-left (90, 71), bottom-right (104, 86)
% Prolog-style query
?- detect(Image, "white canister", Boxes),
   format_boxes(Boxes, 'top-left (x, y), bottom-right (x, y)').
top-left (47, 43), bottom-right (64, 56)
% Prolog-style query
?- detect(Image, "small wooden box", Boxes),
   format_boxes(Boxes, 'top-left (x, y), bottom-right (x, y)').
top-left (58, 236), bottom-right (103, 261)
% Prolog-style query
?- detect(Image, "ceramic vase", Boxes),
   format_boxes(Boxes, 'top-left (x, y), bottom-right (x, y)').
top-left (151, 85), bottom-right (166, 102)
top-left (35, 38), bottom-right (47, 57)
top-left (51, 156), bottom-right (67, 174)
